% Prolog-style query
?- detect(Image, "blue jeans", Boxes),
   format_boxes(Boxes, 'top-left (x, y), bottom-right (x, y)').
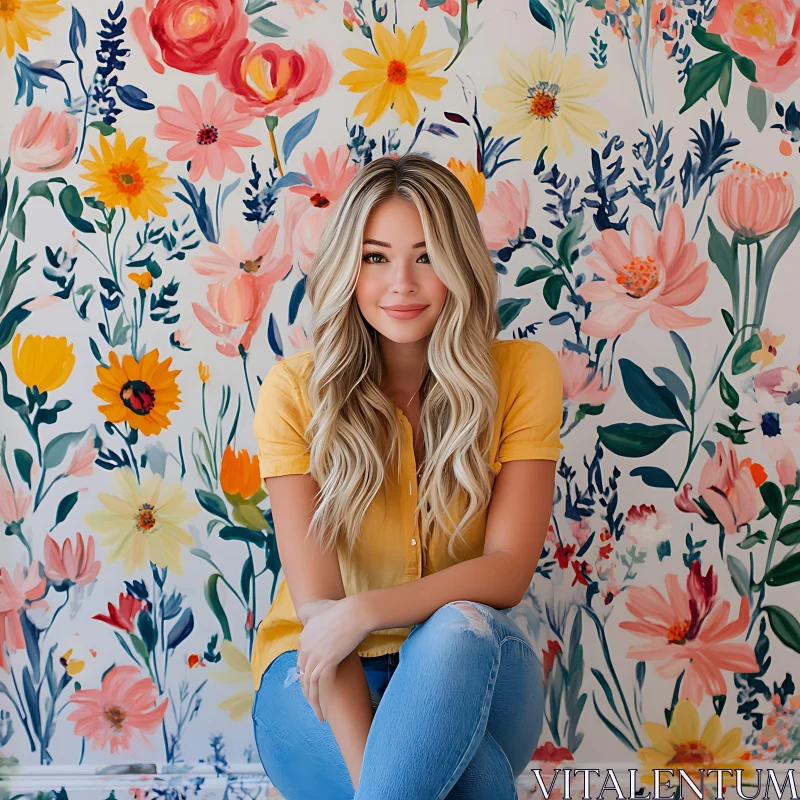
top-left (252, 600), bottom-right (545, 799)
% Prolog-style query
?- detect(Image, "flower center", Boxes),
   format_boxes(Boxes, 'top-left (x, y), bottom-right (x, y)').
top-left (110, 162), bottom-right (144, 197)
top-left (310, 192), bottom-right (330, 208)
top-left (616, 256), bottom-right (659, 297)
top-left (733, 2), bottom-right (776, 47)
top-left (196, 125), bottom-right (219, 145)
top-left (104, 705), bottom-right (127, 731)
top-left (0, 0), bottom-right (20, 19)
top-left (667, 618), bottom-right (691, 644)
top-left (177, 5), bottom-right (212, 38)
top-left (667, 740), bottom-right (714, 765)
top-left (239, 257), bottom-right (263, 273)
top-left (528, 81), bottom-right (560, 120)
top-left (761, 410), bottom-right (781, 438)
top-left (120, 379), bottom-right (156, 416)
top-left (137, 503), bottom-right (156, 532)
top-left (386, 60), bottom-right (407, 85)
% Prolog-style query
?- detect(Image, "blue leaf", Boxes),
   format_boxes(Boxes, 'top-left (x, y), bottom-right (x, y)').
top-left (282, 109), bottom-right (319, 163)
top-left (116, 84), bottom-right (155, 111)
top-left (69, 7), bottom-right (87, 58)
top-left (167, 608), bottom-right (194, 650)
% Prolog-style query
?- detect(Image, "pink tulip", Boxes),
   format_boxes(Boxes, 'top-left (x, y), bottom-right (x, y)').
top-left (44, 533), bottom-right (101, 587)
top-left (65, 433), bottom-right (98, 478)
top-left (9, 107), bottom-right (77, 172)
top-left (717, 161), bottom-right (794, 240)
top-left (707, 0), bottom-right (800, 93)
top-left (0, 472), bottom-right (31, 525)
top-left (577, 203), bottom-right (712, 338)
top-left (696, 441), bottom-right (763, 535)
top-left (479, 179), bottom-right (530, 251)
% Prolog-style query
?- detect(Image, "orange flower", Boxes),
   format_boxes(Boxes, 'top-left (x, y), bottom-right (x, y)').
top-left (220, 445), bottom-right (261, 499)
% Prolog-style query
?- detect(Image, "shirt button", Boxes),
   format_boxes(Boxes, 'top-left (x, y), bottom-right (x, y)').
top-left (411, 538), bottom-right (417, 546)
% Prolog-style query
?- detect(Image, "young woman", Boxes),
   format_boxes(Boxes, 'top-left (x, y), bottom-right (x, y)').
top-left (251, 154), bottom-right (563, 799)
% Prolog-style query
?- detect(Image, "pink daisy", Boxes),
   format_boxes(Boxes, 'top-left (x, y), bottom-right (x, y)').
top-left (154, 82), bottom-right (261, 182)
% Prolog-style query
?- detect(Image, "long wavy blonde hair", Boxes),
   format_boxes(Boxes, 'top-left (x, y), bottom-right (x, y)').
top-left (304, 154), bottom-right (502, 561)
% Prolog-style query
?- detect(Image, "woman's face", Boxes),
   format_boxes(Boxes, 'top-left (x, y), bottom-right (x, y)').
top-left (354, 196), bottom-right (448, 344)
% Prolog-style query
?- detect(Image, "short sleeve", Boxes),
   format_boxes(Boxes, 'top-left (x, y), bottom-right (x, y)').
top-left (253, 361), bottom-right (311, 479)
top-left (497, 342), bottom-right (564, 463)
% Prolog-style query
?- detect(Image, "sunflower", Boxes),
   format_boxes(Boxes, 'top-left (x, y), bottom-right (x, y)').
top-left (638, 699), bottom-right (755, 791)
top-left (0, 0), bottom-right (63, 58)
top-left (93, 348), bottom-right (181, 436)
top-left (83, 467), bottom-right (199, 575)
top-left (79, 131), bottom-right (175, 220)
top-left (12, 332), bottom-right (75, 392)
top-left (340, 20), bottom-right (452, 126)
top-left (483, 46), bottom-right (608, 164)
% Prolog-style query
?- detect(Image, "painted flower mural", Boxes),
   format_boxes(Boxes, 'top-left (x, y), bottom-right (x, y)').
top-left (1, 0), bottom-right (800, 797)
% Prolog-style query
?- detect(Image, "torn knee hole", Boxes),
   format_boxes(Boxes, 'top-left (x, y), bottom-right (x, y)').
top-left (450, 601), bottom-right (492, 638)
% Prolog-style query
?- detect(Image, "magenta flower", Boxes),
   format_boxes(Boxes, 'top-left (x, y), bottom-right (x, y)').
top-left (154, 82), bottom-right (260, 182)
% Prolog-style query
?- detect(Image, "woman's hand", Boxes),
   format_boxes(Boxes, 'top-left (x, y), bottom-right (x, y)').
top-left (296, 595), bottom-right (370, 722)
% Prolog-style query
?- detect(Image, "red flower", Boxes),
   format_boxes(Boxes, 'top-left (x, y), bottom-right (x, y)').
top-left (542, 639), bottom-right (561, 681)
top-left (598, 543), bottom-right (613, 560)
top-left (571, 560), bottom-right (592, 586)
top-left (554, 543), bottom-right (575, 568)
top-left (130, 0), bottom-right (247, 75)
top-left (93, 592), bottom-right (147, 633)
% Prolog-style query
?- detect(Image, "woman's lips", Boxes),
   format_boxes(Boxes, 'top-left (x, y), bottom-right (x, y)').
top-left (381, 306), bottom-right (428, 319)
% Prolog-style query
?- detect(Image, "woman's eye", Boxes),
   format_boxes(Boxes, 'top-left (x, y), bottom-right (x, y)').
top-left (362, 252), bottom-right (430, 264)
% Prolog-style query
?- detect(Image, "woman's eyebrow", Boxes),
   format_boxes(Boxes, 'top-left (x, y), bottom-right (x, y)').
top-left (362, 239), bottom-right (426, 248)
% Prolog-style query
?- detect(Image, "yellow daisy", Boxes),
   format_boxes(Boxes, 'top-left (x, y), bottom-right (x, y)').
top-left (340, 20), bottom-right (452, 126)
top-left (93, 348), bottom-right (181, 436)
top-left (79, 131), bottom-right (174, 221)
top-left (12, 332), bottom-right (75, 392)
top-left (638, 699), bottom-right (755, 791)
top-left (483, 46), bottom-right (608, 164)
top-left (0, 0), bottom-right (64, 58)
top-left (83, 467), bottom-right (199, 575)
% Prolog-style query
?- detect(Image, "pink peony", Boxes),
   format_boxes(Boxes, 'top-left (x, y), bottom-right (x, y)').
top-left (9, 107), bottom-right (77, 172)
top-left (67, 665), bottom-right (168, 753)
top-left (707, 0), bottom-right (800, 93)
top-left (479, 179), bottom-right (530, 251)
top-left (154, 82), bottom-right (260, 182)
top-left (558, 347), bottom-right (615, 406)
top-left (577, 203), bottom-right (712, 338)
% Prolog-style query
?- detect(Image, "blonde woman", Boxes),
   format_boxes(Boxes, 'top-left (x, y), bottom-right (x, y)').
top-left (251, 154), bottom-right (563, 799)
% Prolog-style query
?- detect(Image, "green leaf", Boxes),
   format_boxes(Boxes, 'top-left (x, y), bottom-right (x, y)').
top-left (51, 491), bottom-right (79, 531)
top-left (14, 449), bottom-right (33, 488)
top-left (245, 0), bottom-right (275, 10)
top-left (747, 85), bottom-right (768, 132)
top-left (58, 185), bottom-right (95, 234)
top-left (195, 488), bottom-right (229, 520)
top-left (733, 54), bottom-right (757, 82)
top-left (43, 428), bottom-right (90, 470)
top-left (542, 274), bottom-right (564, 309)
top-left (241, 556), bottom-right (254, 604)
top-left (726, 554), bottom-right (750, 601)
top-left (721, 309), bottom-right (735, 335)
top-left (718, 373), bottom-right (739, 409)
top-left (137, 609), bottom-right (158, 652)
top-left (707, 218), bottom-right (737, 301)
top-left (630, 466), bottom-right (676, 489)
top-left (765, 552), bottom-right (800, 587)
top-left (597, 422), bottom-right (684, 458)
top-left (515, 265), bottom-right (554, 286)
top-left (205, 574), bottom-right (231, 641)
top-left (88, 120), bottom-right (116, 136)
top-left (738, 529), bottom-right (768, 549)
top-left (250, 16), bottom-right (288, 36)
top-left (690, 25), bottom-right (731, 53)
top-left (528, 0), bottom-right (555, 30)
top-left (497, 297), bottom-right (530, 329)
top-left (760, 481), bottom-right (783, 518)
top-left (618, 358), bottom-right (687, 424)
top-left (232, 501), bottom-right (268, 531)
top-left (731, 334), bottom-right (761, 375)
top-left (680, 52), bottom-right (730, 113)
top-left (763, 605), bottom-right (800, 653)
top-left (219, 525), bottom-right (267, 548)
top-left (718, 57), bottom-right (732, 105)
top-left (555, 208), bottom-right (585, 270)
top-left (128, 633), bottom-right (150, 664)
top-left (754, 207), bottom-right (800, 327)
top-left (670, 331), bottom-right (693, 378)
top-left (778, 520), bottom-right (800, 546)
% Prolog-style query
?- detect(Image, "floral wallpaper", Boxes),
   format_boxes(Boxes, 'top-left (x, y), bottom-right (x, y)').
top-left (1, 0), bottom-right (799, 797)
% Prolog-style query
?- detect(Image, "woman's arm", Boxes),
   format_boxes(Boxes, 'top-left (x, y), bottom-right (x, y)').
top-left (353, 459), bottom-right (556, 633)
top-left (265, 472), bottom-right (373, 790)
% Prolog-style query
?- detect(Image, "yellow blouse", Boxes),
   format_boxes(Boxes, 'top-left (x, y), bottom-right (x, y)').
top-left (250, 337), bottom-right (564, 686)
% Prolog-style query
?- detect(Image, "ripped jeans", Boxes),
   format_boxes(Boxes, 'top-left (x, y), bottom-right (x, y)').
top-left (251, 600), bottom-right (545, 799)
